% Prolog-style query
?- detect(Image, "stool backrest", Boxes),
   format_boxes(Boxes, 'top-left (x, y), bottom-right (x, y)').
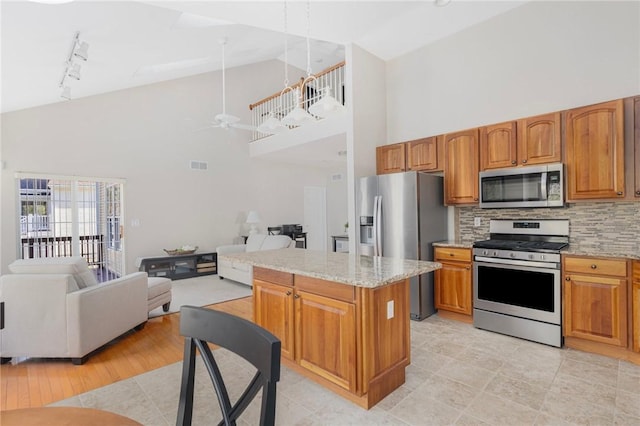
top-left (176, 306), bottom-right (281, 426)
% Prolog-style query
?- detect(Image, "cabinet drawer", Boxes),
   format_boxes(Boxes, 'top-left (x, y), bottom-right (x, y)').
top-left (254, 267), bottom-right (293, 287)
top-left (434, 247), bottom-right (471, 263)
top-left (294, 275), bottom-right (355, 303)
top-left (563, 256), bottom-right (628, 277)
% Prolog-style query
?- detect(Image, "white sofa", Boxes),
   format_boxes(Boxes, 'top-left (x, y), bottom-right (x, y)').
top-left (0, 257), bottom-right (148, 365)
top-left (216, 234), bottom-right (293, 286)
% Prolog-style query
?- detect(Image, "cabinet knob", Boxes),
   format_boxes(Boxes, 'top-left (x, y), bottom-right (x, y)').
top-left (449, 252), bottom-right (454, 256)
top-left (474, 198), bottom-right (479, 201)
top-left (522, 159), bottom-right (528, 164)
top-left (636, 190), bottom-right (640, 195)
top-left (565, 276), bottom-right (571, 281)
top-left (286, 291), bottom-right (292, 296)
top-left (511, 160), bottom-right (517, 165)
top-left (617, 191), bottom-right (623, 196)
top-left (294, 294), bottom-right (300, 299)
top-left (591, 264), bottom-right (597, 269)
top-left (466, 266), bottom-right (471, 270)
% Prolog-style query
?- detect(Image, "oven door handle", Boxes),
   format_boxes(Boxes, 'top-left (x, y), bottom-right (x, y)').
top-left (474, 256), bottom-right (558, 269)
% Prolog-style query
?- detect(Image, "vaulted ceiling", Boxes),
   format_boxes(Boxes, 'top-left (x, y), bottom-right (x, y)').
top-left (1, 1), bottom-right (527, 113)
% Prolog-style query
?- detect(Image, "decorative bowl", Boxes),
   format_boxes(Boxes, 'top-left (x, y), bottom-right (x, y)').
top-left (164, 246), bottom-right (198, 256)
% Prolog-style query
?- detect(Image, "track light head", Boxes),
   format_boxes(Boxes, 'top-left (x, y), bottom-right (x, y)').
top-left (74, 41), bottom-right (89, 61)
top-left (60, 86), bottom-right (71, 100)
top-left (67, 63), bottom-right (81, 80)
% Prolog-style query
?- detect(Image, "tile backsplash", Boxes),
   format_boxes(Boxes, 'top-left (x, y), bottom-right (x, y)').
top-left (457, 202), bottom-right (640, 257)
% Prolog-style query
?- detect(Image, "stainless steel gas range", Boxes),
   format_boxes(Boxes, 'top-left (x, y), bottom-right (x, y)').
top-left (473, 219), bottom-right (569, 347)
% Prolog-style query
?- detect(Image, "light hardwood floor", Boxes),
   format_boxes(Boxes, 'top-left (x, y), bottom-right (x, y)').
top-left (0, 296), bottom-right (253, 411)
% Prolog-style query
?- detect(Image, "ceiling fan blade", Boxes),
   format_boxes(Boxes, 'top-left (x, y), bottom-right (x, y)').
top-left (231, 123), bottom-right (258, 132)
top-left (215, 113), bottom-right (240, 125)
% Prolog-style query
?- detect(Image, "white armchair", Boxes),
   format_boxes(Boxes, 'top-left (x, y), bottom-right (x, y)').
top-left (216, 234), bottom-right (293, 286)
top-left (0, 257), bottom-right (148, 365)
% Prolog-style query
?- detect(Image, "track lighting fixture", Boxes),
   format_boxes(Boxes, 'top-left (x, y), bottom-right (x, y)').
top-left (59, 31), bottom-right (89, 100)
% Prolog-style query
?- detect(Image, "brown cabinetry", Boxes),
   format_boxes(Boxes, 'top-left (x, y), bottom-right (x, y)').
top-left (480, 121), bottom-right (517, 170)
top-left (565, 99), bottom-right (625, 201)
top-left (376, 143), bottom-right (406, 175)
top-left (633, 96), bottom-right (640, 198)
top-left (407, 136), bottom-right (443, 172)
top-left (480, 114), bottom-right (561, 171)
top-left (633, 260), bottom-right (640, 353)
top-left (444, 129), bottom-right (479, 205)
top-left (252, 267), bottom-right (410, 409)
top-left (563, 255), bottom-right (628, 347)
top-left (434, 247), bottom-right (473, 316)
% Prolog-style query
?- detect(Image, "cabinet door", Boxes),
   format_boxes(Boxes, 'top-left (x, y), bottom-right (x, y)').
top-left (565, 99), bottom-right (625, 200)
top-left (376, 144), bottom-right (406, 175)
top-left (517, 112), bottom-right (561, 166)
top-left (444, 129), bottom-right (479, 205)
top-left (407, 137), bottom-right (441, 172)
top-left (633, 261), bottom-right (640, 353)
top-left (295, 290), bottom-right (357, 392)
top-left (634, 97), bottom-right (640, 198)
top-left (253, 280), bottom-right (295, 360)
top-left (480, 121), bottom-right (517, 170)
top-left (563, 273), bottom-right (627, 347)
top-left (434, 261), bottom-right (472, 315)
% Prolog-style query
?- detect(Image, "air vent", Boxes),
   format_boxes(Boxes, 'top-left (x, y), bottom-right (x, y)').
top-left (331, 173), bottom-right (343, 181)
top-left (190, 160), bottom-right (208, 171)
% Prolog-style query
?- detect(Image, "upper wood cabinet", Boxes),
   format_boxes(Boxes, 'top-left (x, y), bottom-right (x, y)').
top-left (480, 121), bottom-right (517, 170)
top-left (480, 113), bottom-right (561, 171)
top-left (376, 143), bottom-right (406, 175)
top-left (517, 112), bottom-right (562, 166)
top-left (634, 96), bottom-right (640, 198)
top-left (565, 99), bottom-right (625, 201)
top-left (377, 137), bottom-right (443, 175)
top-left (407, 136), bottom-right (443, 172)
top-left (444, 129), bottom-right (479, 205)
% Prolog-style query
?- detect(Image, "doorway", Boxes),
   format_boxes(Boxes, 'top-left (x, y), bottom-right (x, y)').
top-left (17, 173), bottom-right (125, 281)
top-left (303, 186), bottom-right (327, 251)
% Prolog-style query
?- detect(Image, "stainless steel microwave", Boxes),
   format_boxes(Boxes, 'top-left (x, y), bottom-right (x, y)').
top-left (479, 163), bottom-right (564, 208)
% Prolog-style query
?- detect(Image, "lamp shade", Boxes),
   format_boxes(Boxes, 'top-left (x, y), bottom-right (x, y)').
top-left (308, 87), bottom-right (345, 118)
top-left (246, 211), bottom-right (261, 224)
top-left (257, 114), bottom-right (288, 134)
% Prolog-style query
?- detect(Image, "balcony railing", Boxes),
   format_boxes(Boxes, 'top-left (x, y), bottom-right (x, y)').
top-left (249, 61), bottom-right (345, 142)
top-left (21, 234), bottom-right (105, 267)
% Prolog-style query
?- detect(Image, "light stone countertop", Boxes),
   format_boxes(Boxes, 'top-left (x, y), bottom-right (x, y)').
top-left (432, 240), bottom-right (474, 249)
top-left (219, 249), bottom-right (442, 288)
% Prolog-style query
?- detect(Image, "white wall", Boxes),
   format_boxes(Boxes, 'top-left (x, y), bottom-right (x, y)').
top-left (1, 60), bottom-right (332, 274)
top-left (345, 44), bottom-right (387, 252)
top-left (386, 1), bottom-right (640, 142)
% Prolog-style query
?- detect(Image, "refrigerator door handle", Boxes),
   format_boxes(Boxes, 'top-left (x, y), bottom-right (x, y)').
top-left (376, 195), bottom-right (383, 256)
top-left (372, 196), bottom-right (378, 256)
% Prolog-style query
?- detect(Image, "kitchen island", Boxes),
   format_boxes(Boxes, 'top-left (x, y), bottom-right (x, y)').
top-left (218, 249), bottom-right (441, 409)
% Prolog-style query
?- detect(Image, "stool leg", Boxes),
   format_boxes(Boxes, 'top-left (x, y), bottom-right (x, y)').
top-left (163, 302), bottom-right (171, 312)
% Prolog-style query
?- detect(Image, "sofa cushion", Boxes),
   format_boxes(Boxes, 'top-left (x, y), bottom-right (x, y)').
top-left (261, 235), bottom-right (292, 250)
top-left (9, 257), bottom-right (98, 289)
top-left (245, 234), bottom-right (267, 252)
top-left (147, 277), bottom-right (172, 299)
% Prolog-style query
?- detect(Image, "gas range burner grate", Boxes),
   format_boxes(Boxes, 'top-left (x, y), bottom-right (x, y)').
top-left (473, 239), bottom-right (568, 253)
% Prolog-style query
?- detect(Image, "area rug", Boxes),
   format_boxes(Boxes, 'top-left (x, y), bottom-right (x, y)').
top-left (148, 276), bottom-right (252, 318)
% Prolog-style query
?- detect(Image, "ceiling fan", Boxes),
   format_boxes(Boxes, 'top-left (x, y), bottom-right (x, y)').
top-left (203, 38), bottom-right (256, 132)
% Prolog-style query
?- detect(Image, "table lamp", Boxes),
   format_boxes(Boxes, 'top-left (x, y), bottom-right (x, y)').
top-left (246, 210), bottom-right (261, 235)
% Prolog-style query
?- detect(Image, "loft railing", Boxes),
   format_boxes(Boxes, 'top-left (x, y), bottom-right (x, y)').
top-left (249, 61), bottom-right (345, 142)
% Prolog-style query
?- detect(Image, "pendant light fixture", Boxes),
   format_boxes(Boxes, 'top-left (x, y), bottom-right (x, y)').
top-left (280, 0), bottom-right (316, 127)
top-left (308, 85), bottom-right (345, 118)
top-left (257, 1), bottom-right (290, 135)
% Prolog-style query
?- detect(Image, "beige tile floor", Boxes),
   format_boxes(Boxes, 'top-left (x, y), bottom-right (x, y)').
top-left (51, 315), bottom-right (640, 425)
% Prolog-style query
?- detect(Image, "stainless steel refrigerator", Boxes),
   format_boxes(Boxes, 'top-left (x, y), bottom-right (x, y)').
top-left (357, 172), bottom-right (447, 320)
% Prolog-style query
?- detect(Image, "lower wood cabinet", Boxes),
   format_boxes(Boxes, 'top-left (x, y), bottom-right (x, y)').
top-left (633, 260), bottom-right (640, 353)
top-left (563, 255), bottom-right (628, 347)
top-left (434, 247), bottom-right (473, 316)
top-left (253, 267), bottom-right (410, 408)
